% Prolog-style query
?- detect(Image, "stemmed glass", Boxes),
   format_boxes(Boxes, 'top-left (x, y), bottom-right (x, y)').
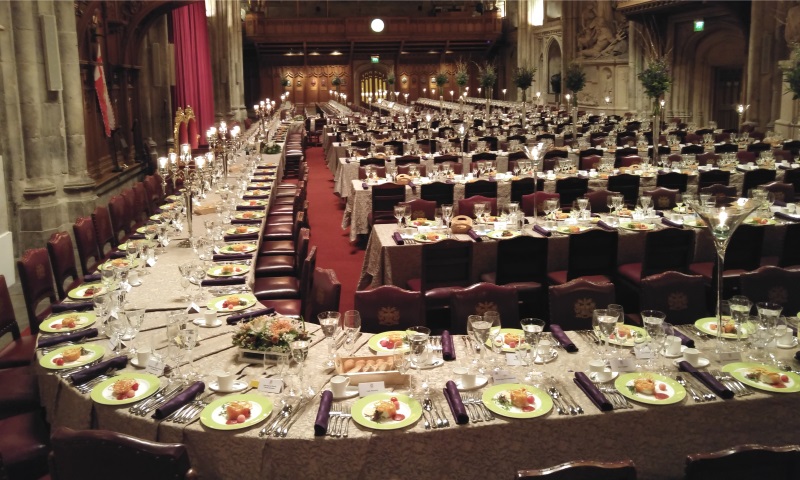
top-left (473, 202), bottom-right (486, 223)
top-left (611, 194), bottom-right (624, 215)
top-left (407, 326), bottom-right (431, 395)
top-left (342, 310), bottom-right (361, 347)
top-left (607, 304), bottom-right (624, 354)
top-left (577, 198), bottom-right (589, 219)
top-left (747, 315), bottom-right (771, 363)
top-left (180, 325), bottom-right (199, 381)
top-left (403, 206), bottom-right (412, 226)
top-left (394, 205), bottom-right (406, 230)
top-left (106, 315), bottom-right (125, 356)
top-left (121, 306), bottom-right (145, 343)
top-left (684, 196), bottom-right (759, 358)
top-left (606, 195), bottom-right (615, 215)
top-left (594, 309), bottom-right (616, 358)
top-left (655, 322), bottom-right (674, 374)
top-left (393, 350), bottom-right (411, 396)
top-left (544, 198), bottom-right (559, 221)
top-left (92, 293), bottom-right (111, 335)
top-left (101, 267), bottom-right (116, 292)
top-left (190, 264), bottom-right (207, 303)
top-left (729, 295), bottom-right (752, 351)
top-left (642, 310), bottom-right (666, 370)
top-left (756, 302), bottom-right (783, 365)
top-left (317, 311), bottom-right (341, 369)
top-left (290, 339), bottom-right (313, 397)
top-left (178, 264), bottom-right (193, 301)
top-left (520, 318), bottom-right (544, 380)
top-left (442, 204), bottom-right (454, 228)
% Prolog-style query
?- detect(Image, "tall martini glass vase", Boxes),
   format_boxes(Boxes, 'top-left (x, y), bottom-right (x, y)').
top-left (684, 196), bottom-right (758, 359)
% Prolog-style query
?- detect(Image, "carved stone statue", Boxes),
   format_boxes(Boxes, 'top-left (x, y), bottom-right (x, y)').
top-left (577, 0), bottom-right (627, 59)
top-left (786, 3), bottom-right (800, 46)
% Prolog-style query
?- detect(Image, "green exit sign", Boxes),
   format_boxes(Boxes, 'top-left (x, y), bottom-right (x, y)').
top-left (371, 55), bottom-right (379, 63)
top-left (694, 19), bottom-right (704, 32)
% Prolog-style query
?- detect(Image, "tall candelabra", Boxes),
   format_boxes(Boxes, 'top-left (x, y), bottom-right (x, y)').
top-left (156, 149), bottom-right (214, 247)
top-left (207, 122), bottom-right (241, 184)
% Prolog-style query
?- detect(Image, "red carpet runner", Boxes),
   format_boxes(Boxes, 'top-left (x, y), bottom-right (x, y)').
top-left (304, 147), bottom-right (364, 313)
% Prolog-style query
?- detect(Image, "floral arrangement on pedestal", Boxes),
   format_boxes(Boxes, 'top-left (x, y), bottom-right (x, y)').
top-left (232, 316), bottom-right (310, 354)
top-left (781, 46), bottom-right (800, 99)
top-left (477, 62), bottom-right (497, 96)
top-left (455, 60), bottom-right (469, 93)
top-left (564, 63), bottom-right (586, 106)
top-left (513, 65), bottom-right (536, 103)
top-left (331, 75), bottom-right (342, 92)
top-left (281, 77), bottom-right (291, 88)
top-left (638, 56), bottom-right (672, 162)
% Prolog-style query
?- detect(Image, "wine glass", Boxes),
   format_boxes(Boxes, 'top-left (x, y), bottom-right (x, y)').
top-left (101, 267), bottom-right (116, 291)
top-left (343, 310), bottom-right (361, 347)
top-left (180, 325), bottom-right (199, 381)
top-left (607, 304), bottom-right (624, 354)
top-left (178, 264), bottom-right (193, 301)
top-left (407, 326), bottom-right (431, 395)
top-left (544, 198), bottom-right (559, 220)
top-left (403, 206), bottom-right (412, 226)
top-left (394, 205), bottom-right (406, 230)
top-left (483, 311), bottom-right (503, 374)
top-left (473, 202), bottom-right (486, 222)
top-left (442, 204), bottom-right (454, 227)
top-left (92, 293), bottom-right (111, 335)
top-left (642, 310), bottom-right (666, 370)
top-left (317, 311), bottom-right (341, 369)
top-left (106, 315), bottom-right (125, 356)
top-left (393, 350), bottom-right (411, 396)
top-left (747, 315), bottom-right (771, 363)
top-left (729, 295), bottom-right (752, 351)
top-left (164, 343), bottom-right (186, 385)
top-left (520, 318), bottom-right (544, 380)
top-left (656, 322), bottom-right (674, 374)
top-left (291, 340), bottom-right (313, 397)
top-left (122, 306), bottom-right (145, 343)
top-left (756, 302), bottom-right (783, 365)
top-left (190, 264), bottom-right (207, 303)
top-left (594, 309), bottom-right (616, 358)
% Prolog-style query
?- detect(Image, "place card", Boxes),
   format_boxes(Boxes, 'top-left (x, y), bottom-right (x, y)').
top-left (505, 352), bottom-right (521, 366)
top-left (633, 344), bottom-right (653, 360)
top-left (492, 370), bottom-right (517, 384)
top-left (146, 257), bottom-right (157, 268)
top-left (145, 357), bottom-right (165, 376)
top-left (358, 381), bottom-right (386, 397)
top-left (186, 304), bottom-right (201, 314)
top-left (107, 337), bottom-right (118, 352)
top-left (716, 351), bottom-right (741, 362)
top-left (258, 377), bottom-right (283, 394)
top-left (609, 357), bottom-right (637, 373)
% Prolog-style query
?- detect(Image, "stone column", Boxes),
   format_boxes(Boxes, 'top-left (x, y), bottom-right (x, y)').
top-left (744, 1), bottom-right (786, 131)
top-left (207, 0), bottom-right (247, 122)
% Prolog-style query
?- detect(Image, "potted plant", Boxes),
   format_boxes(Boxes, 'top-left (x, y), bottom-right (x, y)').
top-left (477, 62), bottom-right (497, 115)
top-left (638, 57), bottom-right (671, 162)
top-left (564, 63), bottom-right (586, 134)
top-left (782, 47), bottom-right (800, 137)
top-left (332, 75), bottom-right (342, 93)
top-left (455, 60), bottom-right (469, 95)
top-left (513, 64), bottom-right (536, 120)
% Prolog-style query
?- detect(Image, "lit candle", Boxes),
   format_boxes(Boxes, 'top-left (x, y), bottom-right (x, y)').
top-left (181, 144), bottom-right (190, 155)
top-left (168, 152), bottom-right (177, 164)
top-left (195, 156), bottom-right (205, 170)
top-left (158, 156), bottom-right (167, 169)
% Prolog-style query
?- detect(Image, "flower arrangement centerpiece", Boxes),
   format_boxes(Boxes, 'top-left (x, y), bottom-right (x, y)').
top-left (455, 60), bottom-right (469, 93)
top-left (232, 315), bottom-right (311, 364)
top-left (331, 75), bottom-right (342, 92)
top-left (260, 143), bottom-right (282, 155)
top-left (638, 57), bottom-right (671, 164)
top-left (434, 72), bottom-right (449, 89)
top-left (513, 64), bottom-right (536, 121)
top-left (564, 63), bottom-right (586, 134)
top-left (281, 77), bottom-right (291, 88)
top-left (477, 62), bottom-right (497, 114)
top-left (783, 47), bottom-right (800, 99)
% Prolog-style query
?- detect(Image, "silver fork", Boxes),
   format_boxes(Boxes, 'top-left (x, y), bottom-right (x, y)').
top-left (423, 397), bottom-right (442, 428)
top-left (676, 375), bottom-right (702, 403)
top-left (712, 369), bottom-right (751, 396)
top-left (136, 384), bottom-right (185, 416)
top-left (327, 403), bottom-right (342, 436)
top-left (434, 399), bottom-right (450, 427)
top-left (472, 393), bottom-right (495, 420)
top-left (460, 393), bottom-right (481, 422)
top-left (260, 404), bottom-right (290, 437)
top-left (547, 387), bottom-right (568, 415)
top-left (76, 369), bottom-right (119, 394)
top-left (600, 387), bottom-right (632, 409)
top-left (684, 374), bottom-right (716, 401)
top-left (341, 405), bottom-right (352, 438)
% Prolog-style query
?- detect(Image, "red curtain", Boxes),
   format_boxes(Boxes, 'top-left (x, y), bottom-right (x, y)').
top-left (172, 1), bottom-right (214, 148)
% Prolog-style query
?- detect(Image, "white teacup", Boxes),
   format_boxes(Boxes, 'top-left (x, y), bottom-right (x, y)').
top-left (665, 336), bottom-right (683, 356)
top-left (537, 340), bottom-right (552, 358)
top-left (683, 348), bottom-right (701, 366)
top-left (776, 325), bottom-right (794, 346)
top-left (330, 375), bottom-right (350, 397)
top-left (128, 271), bottom-right (140, 286)
top-left (588, 359), bottom-right (612, 382)
top-left (136, 348), bottom-right (152, 366)
top-left (453, 366), bottom-right (477, 389)
top-left (204, 310), bottom-right (217, 325)
top-left (786, 204), bottom-right (797, 214)
top-left (213, 370), bottom-right (236, 391)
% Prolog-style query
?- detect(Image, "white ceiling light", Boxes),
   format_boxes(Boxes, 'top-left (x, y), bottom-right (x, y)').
top-left (371, 18), bottom-right (385, 33)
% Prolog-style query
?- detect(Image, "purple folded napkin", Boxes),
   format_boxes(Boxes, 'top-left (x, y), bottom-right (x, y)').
top-left (37, 327), bottom-right (99, 349)
top-left (110, 251), bottom-right (127, 259)
top-left (678, 360), bottom-right (734, 399)
top-left (345, 158), bottom-right (351, 164)
top-left (362, 182), bottom-right (368, 190)
top-left (795, 350), bottom-right (800, 362)
top-left (314, 390), bottom-right (334, 436)
top-left (673, 330), bottom-right (695, 348)
top-left (533, 225), bottom-right (552, 237)
top-left (596, 220), bottom-right (616, 231)
top-left (232, 218), bottom-right (263, 225)
top-left (573, 372), bottom-right (613, 412)
top-left (655, 211), bottom-right (665, 217)
top-left (153, 381), bottom-right (205, 420)
top-left (392, 232), bottom-right (404, 245)
top-left (83, 274), bottom-right (101, 283)
top-left (242, 194), bottom-right (270, 200)
top-left (443, 381), bottom-right (469, 425)
top-left (774, 200), bottom-right (787, 207)
top-left (409, 183), bottom-right (417, 194)
top-left (223, 233), bottom-right (259, 242)
top-left (237, 204), bottom-right (265, 211)
top-left (445, 179), bottom-right (455, 184)
top-left (52, 301), bottom-right (94, 313)
top-left (212, 254), bottom-right (251, 261)
top-left (226, 307), bottom-right (275, 325)
top-left (775, 211), bottom-right (800, 222)
top-left (466, 229), bottom-right (482, 242)
top-left (247, 186), bottom-right (271, 191)
top-left (128, 234), bottom-right (145, 240)
top-left (549, 325), bottom-right (578, 353)
top-left (201, 277), bottom-right (246, 287)
top-left (70, 354), bottom-right (127, 386)
top-left (442, 331), bottom-right (456, 361)
top-left (661, 217), bottom-right (684, 228)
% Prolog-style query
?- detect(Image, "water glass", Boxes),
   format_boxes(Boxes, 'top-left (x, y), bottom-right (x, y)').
top-left (318, 311), bottom-right (341, 369)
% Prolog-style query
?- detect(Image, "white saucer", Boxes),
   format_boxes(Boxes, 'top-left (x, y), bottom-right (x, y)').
top-left (586, 370), bottom-right (619, 383)
top-left (331, 386), bottom-right (359, 400)
top-left (673, 357), bottom-right (710, 368)
top-left (130, 357), bottom-right (146, 368)
top-left (661, 345), bottom-right (687, 358)
top-left (776, 338), bottom-right (798, 349)
top-left (410, 358), bottom-right (444, 370)
top-left (455, 375), bottom-right (489, 391)
top-left (209, 380), bottom-right (248, 393)
top-left (129, 279), bottom-right (142, 287)
top-left (193, 318), bottom-right (223, 328)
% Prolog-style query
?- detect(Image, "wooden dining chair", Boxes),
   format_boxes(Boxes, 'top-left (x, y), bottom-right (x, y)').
top-left (779, 222), bottom-right (800, 270)
top-left (606, 174), bottom-right (640, 207)
top-left (639, 271), bottom-right (710, 325)
top-left (481, 235), bottom-right (548, 318)
top-left (547, 229), bottom-right (618, 285)
top-left (394, 155), bottom-right (420, 166)
top-left (254, 228), bottom-right (309, 278)
top-left (0, 275), bottom-right (36, 368)
top-left (742, 168), bottom-right (776, 197)
top-left (354, 285), bottom-right (424, 333)
top-left (450, 283), bottom-right (519, 333)
top-left (555, 177), bottom-right (589, 209)
top-left (517, 459), bottom-right (637, 480)
top-left (510, 177), bottom-right (541, 203)
top-left (107, 194), bottom-right (131, 245)
top-left (464, 180), bottom-right (497, 199)
top-left (740, 266), bottom-right (800, 316)
top-left (72, 216), bottom-right (104, 275)
top-left (656, 172), bottom-right (688, 192)
top-left (760, 181), bottom-right (795, 203)
top-left (698, 169), bottom-right (730, 189)
top-left (92, 205), bottom-right (117, 254)
top-left (458, 195), bottom-right (497, 218)
top-left (17, 248), bottom-right (57, 335)
top-left (642, 187), bottom-right (679, 210)
top-left (617, 227), bottom-right (694, 287)
top-left (47, 231), bottom-right (82, 300)
top-left (253, 246), bottom-right (316, 301)
top-left (689, 224), bottom-right (765, 298)
top-left (522, 192), bottom-right (561, 216)
top-left (369, 182), bottom-right (406, 229)
top-left (400, 198), bottom-right (436, 221)
top-left (49, 426), bottom-right (199, 480)
top-left (420, 181), bottom-right (455, 207)
top-left (548, 279), bottom-right (616, 331)
top-left (685, 444), bottom-right (800, 480)
top-left (406, 239), bottom-right (473, 326)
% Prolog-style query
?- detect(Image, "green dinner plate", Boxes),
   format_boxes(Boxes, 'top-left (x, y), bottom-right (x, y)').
top-left (200, 393), bottom-right (274, 430)
top-left (484, 328), bottom-right (525, 352)
top-left (67, 282), bottom-right (107, 300)
top-left (207, 293), bottom-right (257, 313)
top-left (603, 325), bottom-right (647, 347)
top-left (744, 218), bottom-right (777, 226)
top-left (555, 225), bottom-right (591, 234)
top-left (136, 225), bottom-right (159, 235)
top-left (225, 226), bottom-right (259, 235)
top-left (413, 233), bottom-right (444, 243)
top-left (90, 373), bottom-right (161, 405)
top-left (481, 383), bottom-right (553, 419)
top-left (722, 362), bottom-right (800, 393)
top-left (207, 264), bottom-right (250, 277)
top-left (97, 258), bottom-right (139, 271)
top-left (409, 219), bottom-right (434, 227)
top-left (149, 214), bottom-right (161, 221)
top-left (368, 331), bottom-right (410, 353)
top-left (615, 372), bottom-right (686, 405)
top-left (39, 311), bottom-right (96, 333)
top-left (683, 219), bottom-right (706, 228)
top-left (695, 317), bottom-right (751, 339)
top-left (239, 200), bottom-right (268, 207)
top-left (487, 230), bottom-right (521, 239)
top-left (351, 393), bottom-right (422, 430)
top-left (118, 240), bottom-right (155, 251)
top-left (249, 182), bottom-right (271, 188)
top-left (217, 243), bottom-right (257, 254)
top-left (234, 211), bottom-right (265, 220)
top-left (39, 344), bottom-right (105, 370)
top-left (619, 222), bottom-right (656, 232)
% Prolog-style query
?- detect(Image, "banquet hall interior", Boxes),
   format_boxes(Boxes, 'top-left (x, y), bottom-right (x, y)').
top-left (2, 1), bottom-right (800, 479)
